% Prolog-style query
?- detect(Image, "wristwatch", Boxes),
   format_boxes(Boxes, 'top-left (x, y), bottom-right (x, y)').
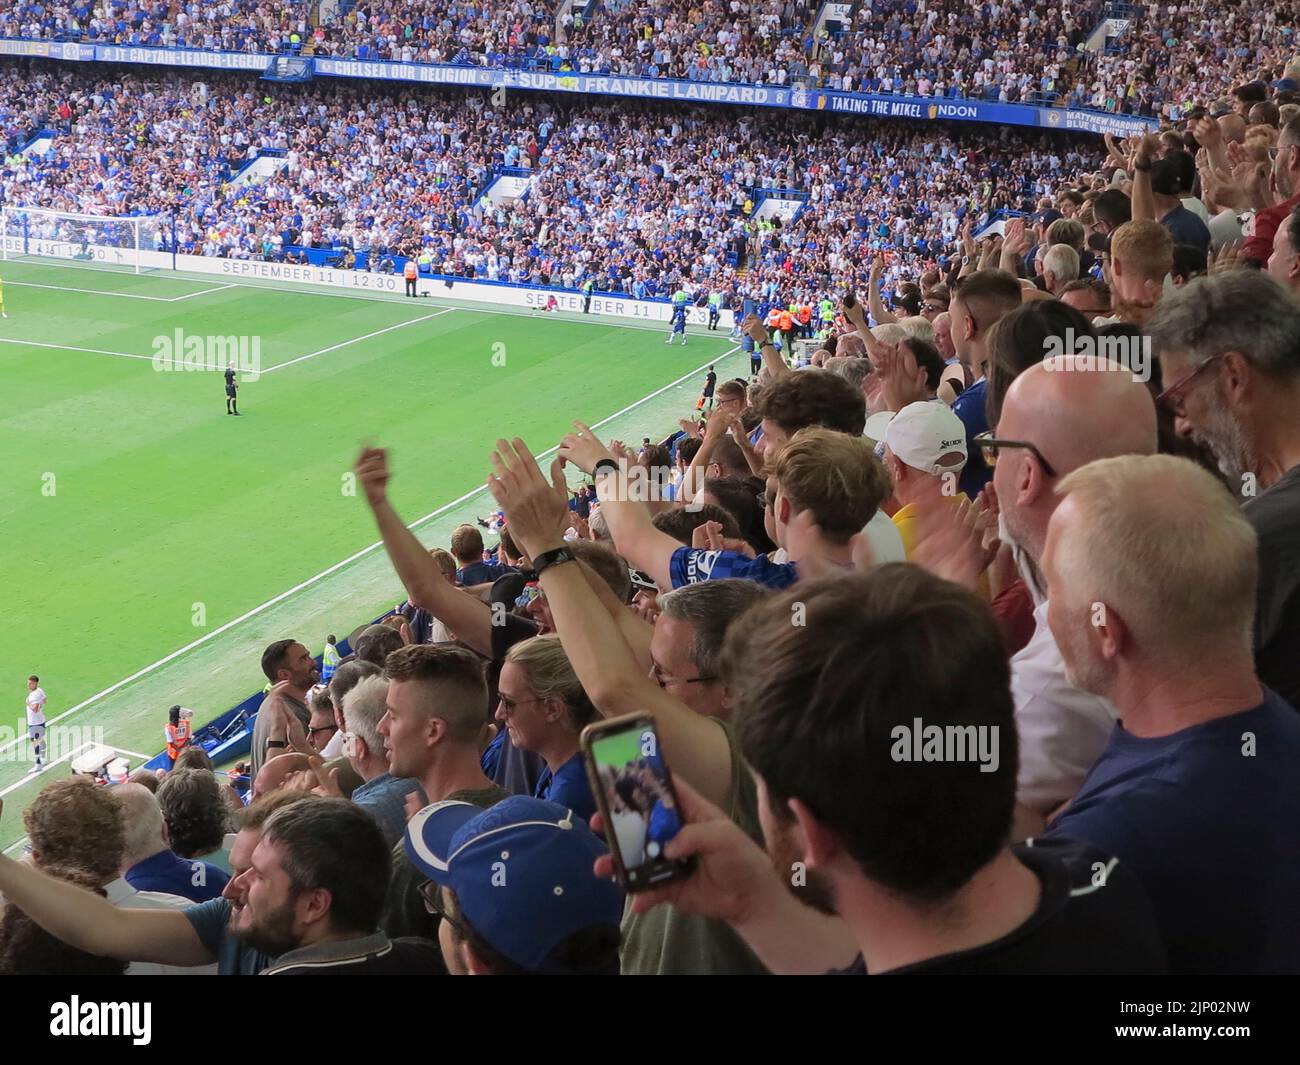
top-left (531, 546), bottom-right (578, 577)
top-left (593, 458), bottom-right (619, 479)
top-left (266, 740), bottom-right (288, 750)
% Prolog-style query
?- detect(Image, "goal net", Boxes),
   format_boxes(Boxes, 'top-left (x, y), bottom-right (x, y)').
top-left (0, 206), bottom-right (166, 275)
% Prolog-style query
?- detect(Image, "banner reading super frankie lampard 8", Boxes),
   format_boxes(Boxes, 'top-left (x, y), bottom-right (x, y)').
top-left (0, 37), bottom-right (1157, 137)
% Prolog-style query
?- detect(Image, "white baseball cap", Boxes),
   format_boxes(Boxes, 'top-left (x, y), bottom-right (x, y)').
top-left (884, 401), bottom-right (968, 477)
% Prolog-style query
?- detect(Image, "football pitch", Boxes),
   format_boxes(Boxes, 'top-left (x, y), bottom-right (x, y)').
top-left (0, 258), bottom-right (743, 851)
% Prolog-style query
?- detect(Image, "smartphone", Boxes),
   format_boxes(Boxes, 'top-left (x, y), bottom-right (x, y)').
top-left (581, 714), bottom-right (695, 892)
top-left (842, 291), bottom-right (856, 309)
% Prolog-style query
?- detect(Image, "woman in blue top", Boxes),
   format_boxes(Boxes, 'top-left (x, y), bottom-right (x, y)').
top-left (496, 634), bottom-right (599, 823)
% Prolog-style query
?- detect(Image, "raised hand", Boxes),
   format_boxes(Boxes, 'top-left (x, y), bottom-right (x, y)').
top-left (702, 407), bottom-right (731, 441)
top-left (1003, 217), bottom-right (1029, 256)
top-left (487, 436), bottom-right (570, 557)
top-left (1133, 131), bottom-right (1160, 169)
top-left (354, 446), bottom-right (391, 507)
top-left (1189, 115), bottom-right (1221, 151)
top-left (306, 753), bottom-right (344, 798)
top-left (558, 419), bottom-right (617, 475)
top-left (1209, 239), bottom-right (1245, 275)
top-left (960, 216), bottom-right (976, 258)
top-left (690, 519), bottom-right (755, 557)
top-left (874, 341), bottom-right (930, 412)
top-left (591, 774), bottom-right (780, 923)
top-left (908, 495), bottom-right (994, 590)
top-left (740, 313), bottom-right (769, 344)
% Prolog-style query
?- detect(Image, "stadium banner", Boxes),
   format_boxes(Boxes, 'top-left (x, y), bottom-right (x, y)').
top-left (205, 256), bottom-right (733, 326)
top-left (0, 39), bottom-right (92, 61)
top-left (93, 43), bottom-right (271, 71)
top-left (2, 232), bottom-right (731, 325)
top-left (0, 37), bottom-right (1157, 136)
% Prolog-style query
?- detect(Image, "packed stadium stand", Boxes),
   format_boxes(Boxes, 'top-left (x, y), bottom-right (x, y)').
top-left (0, 0), bottom-right (1298, 995)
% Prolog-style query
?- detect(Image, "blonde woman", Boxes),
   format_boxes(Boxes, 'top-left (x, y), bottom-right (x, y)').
top-left (497, 634), bottom-right (599, 822)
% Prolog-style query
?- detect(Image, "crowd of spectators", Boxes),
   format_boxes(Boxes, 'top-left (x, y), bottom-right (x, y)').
top-left (1, 65), bottom-right (1094, 306)
top-left (1, 51), bottom-right (1300, 980)
top-left (1, 0), bottom-right (1299, 119)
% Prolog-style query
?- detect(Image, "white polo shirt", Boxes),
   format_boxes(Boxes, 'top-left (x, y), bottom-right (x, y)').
top-left (103, 879), bottom-right (219, 976)
top-left (1011, 600), bottom-right (1119, 814)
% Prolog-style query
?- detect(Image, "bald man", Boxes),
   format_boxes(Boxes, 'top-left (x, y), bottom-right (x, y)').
top-left (985, 358), bottom-right (1157, 828)
top-left (1217, 111), bottom-right (1247, 145)
top-left (251, 752), bottom-right (310, 798)
top-left (1042, 455), bottom-right (1300, 974)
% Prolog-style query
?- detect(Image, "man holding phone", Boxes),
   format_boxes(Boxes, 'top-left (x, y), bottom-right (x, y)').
top-left (596, 568), bottom-right (1167, 975)
top-left (486, 436), bottom-right (771, 975)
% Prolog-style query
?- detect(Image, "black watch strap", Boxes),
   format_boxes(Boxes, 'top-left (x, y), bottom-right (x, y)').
top-left (593, 458), bottom-right (619, 478)
top-left (532, 546), bottom-right (577, 577)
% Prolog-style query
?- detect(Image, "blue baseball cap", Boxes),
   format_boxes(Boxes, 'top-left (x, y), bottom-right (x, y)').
top-left (405, 796), bottom-right (624, 972)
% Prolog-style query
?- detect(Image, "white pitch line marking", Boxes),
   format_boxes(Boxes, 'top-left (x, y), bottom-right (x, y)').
top-left (0, 346), bottom-right (740, 764)
top-left (258, 308), bottom-right (455, 374)
top-left (5, 280), bottom-right (175, 301)
top-left (0, 336), bottom-right (155, 362)
top-left (165, 282), bottom-right (238, 302)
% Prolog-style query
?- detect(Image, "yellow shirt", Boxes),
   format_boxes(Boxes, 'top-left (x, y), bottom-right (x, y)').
top-left (892, 501), bottom-right (991, 598)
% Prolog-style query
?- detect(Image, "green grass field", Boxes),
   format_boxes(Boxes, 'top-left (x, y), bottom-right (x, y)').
top-left (0, 258), bottom-right (743, 852)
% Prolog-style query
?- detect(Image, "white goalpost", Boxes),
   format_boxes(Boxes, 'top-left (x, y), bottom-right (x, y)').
top-left (0, 206), bottom-right (166, 275)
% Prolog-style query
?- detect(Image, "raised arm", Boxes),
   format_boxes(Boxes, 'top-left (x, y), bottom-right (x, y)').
top-left (485, 437), bottom-right (735, 809)
top-left (0, 855), bottom-right (214, 967)
top-left (741, 313), bottom-right (790, 379)
top-left (867, 256), bottom-right (897, 325)
top-left (841, 291), bottom-right (889, 362)
top-left (679, 408), bottom-right (734, 504)
top-left (999, 218), bottom-right (1030, 276)
top-left (557, 423), bottom-right (684, 592)
top-left (356, 447), bottom-right (496, 657)
top-left (956, 216), bottom-right (979, 279)
top-left (1130, 133), bottom-right (1159, 223)
top-left (1189, 117), bottom-right (1229, 176)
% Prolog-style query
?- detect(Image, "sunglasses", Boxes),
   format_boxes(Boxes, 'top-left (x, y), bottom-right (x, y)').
top-left (974, 433), bottom-right (1058, 478)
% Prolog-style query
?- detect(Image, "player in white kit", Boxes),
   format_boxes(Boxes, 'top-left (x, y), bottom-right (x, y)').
top-left (26, 675), bottom-right (47, 773)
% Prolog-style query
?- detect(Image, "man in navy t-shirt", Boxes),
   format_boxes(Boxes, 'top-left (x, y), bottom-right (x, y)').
top-left (450, 523), bottom-right (515, 587)
top-left (1041, 454), bottom-right (1300, 974)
